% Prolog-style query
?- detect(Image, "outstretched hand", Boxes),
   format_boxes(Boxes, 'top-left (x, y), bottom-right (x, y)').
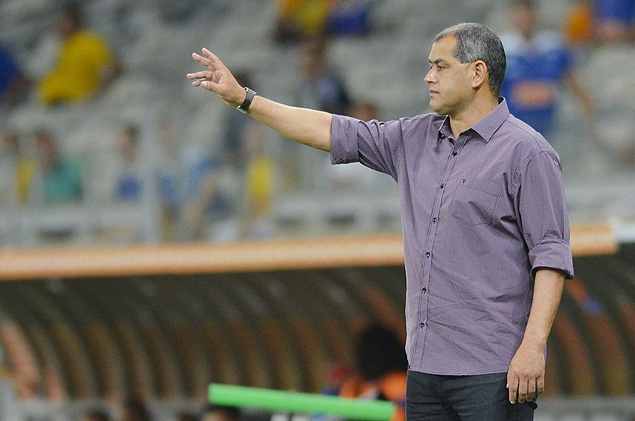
top-left (187, 48), bottom-right (246, 107)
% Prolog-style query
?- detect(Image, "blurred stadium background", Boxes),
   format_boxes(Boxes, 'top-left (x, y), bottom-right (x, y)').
top-left (0, 0), bottom-right (633, 419)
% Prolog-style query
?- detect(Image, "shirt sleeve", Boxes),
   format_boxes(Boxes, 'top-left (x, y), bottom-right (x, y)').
top-left (516, 150), bottom-right (574, 279)
top-left (330, 114), bottom-right (401, 180)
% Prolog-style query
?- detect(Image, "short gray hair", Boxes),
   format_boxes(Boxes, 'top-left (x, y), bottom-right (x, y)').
top-left (434, 23), bottom-right (506, 96)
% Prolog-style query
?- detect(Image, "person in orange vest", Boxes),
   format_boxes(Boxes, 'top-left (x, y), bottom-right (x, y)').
top-left (339, 325), bottom-right (407, 421)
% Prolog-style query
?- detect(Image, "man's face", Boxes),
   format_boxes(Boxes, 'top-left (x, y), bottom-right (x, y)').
top-left (57, 11), bottom-right (78, 38)
top-left (425, 36), bottom-right (474, 116)
top-left (511, 3), bottom-right (537, 39)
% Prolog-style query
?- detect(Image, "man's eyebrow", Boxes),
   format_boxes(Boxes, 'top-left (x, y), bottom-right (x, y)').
top-left (428, 58), bottom-right (448, 65)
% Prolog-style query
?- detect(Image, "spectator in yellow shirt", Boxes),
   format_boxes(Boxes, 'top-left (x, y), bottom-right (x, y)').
top-left (38, 3), bottom-right (119, 106)
top-left (0, 131), bottom-right (35, 205)
top-left (275, 0), bottom-right (335, 42)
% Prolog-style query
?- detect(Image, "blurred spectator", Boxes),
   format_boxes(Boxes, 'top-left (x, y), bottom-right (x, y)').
top-left (500, 0), bottom-right (595, 137)
top-left (339, 325), bottom-right (407, 421)
top-left (182, 146), bottom-right (235, 241)
top-left (320, 363), bottom-right (354, 395)
top-left (182, 74), bottom-right (272, 242)
top-left (295, 38), bottom-right (350, 115)
top-left (37, 2), bottom-right (119, 106)
top-left (0, 131), bottom-right (36, 206)
top-left (274, 0), bottom-right (334, 43)
top-left (0, 45), bottom-right (29, 110)
top-left (219, 72), bottom-right (274, 239)
top-left (154, 118), bottom-right (183, 242)
top-left (114, 124), bottom-right (143, 202)
top-left (83, 410), bottom-right (111, 421)
top-left (242, 125), bottom-right (274, 238)
top-left (565, 0), bottom-right (595, 46)
top-left (594, 0), bottom-right (635, 42)
top-left (347, 101), bottom-right (378, 122)
top-left (275, 0), bottom-right (371, 42)
top-left (284, 38), bottom-right (352, 190)
top-left (219, 72), bottom-right (254, 171)
top-left (121, 397), bottom-right (151, 421)
top-left (326, 0), bottom-right (372, 37)
top-left (202, 405), bottom-right (240, 421)
top-left (33, 130), bottom-right (84, 205)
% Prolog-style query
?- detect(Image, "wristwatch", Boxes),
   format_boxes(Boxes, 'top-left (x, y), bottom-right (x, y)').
top-left (237, 87), bottom-right (256, 114)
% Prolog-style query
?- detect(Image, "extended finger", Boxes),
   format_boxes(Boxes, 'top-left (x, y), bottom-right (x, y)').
top-left (527, 379), bottom-right (536, 402)
top-left (202, 48), bottom-right (222, 65)
top-left (192, 53), bottom-right (215, 70)
top-left (517, 379), bottom-right (528, 403)
top-left (537, 375), bottom-right (545, 395)
top-left (199, 80), bottom-right (219, 92)
top-left (507, 377), bottom-right (518, 404)
top-left (186, 70), bottom-right (212, 80)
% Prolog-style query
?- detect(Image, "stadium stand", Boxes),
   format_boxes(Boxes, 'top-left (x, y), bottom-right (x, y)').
top-left (0, 0), bottom-right (633, 246)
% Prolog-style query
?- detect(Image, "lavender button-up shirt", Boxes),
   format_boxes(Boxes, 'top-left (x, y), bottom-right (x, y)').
top-left (330, 99), bottom-right (574, 375)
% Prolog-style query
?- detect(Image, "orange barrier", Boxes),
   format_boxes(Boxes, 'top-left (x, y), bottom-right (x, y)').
top-left (0, 223), bottom-right (617, 281)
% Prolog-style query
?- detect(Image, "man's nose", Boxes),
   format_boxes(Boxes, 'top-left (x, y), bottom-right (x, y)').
top-left (425, 69), bottom-right (434, 84)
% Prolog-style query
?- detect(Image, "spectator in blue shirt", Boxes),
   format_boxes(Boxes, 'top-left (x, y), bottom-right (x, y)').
top-left (0, 45), bottom-right (28, 109)
top-left (595, 0), bottom-right (635, 42)
top-left (500, 0), bottom-right (594, 136)
top-left (114, 125), bottom-right (142, 201)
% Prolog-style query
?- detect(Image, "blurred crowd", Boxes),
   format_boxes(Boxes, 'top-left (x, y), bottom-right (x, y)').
top-left (0, 0), bottom-right (633, 248)
top-left (71, 324), bottom-right (406, 421)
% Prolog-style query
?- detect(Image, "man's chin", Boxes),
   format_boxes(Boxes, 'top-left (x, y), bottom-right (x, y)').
top-left (429, 103), bottom-right (448, 115)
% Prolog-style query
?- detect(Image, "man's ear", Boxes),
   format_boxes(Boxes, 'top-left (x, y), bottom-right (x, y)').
top-left (472, 60), bottom-right (488, 90)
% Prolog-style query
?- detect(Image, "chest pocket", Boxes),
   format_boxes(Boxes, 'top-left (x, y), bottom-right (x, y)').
top-left (450, 177), bottom-right (500, 226)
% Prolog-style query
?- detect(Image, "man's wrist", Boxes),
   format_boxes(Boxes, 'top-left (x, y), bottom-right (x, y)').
top-left (237, 87), bottom-right (256, 114)
top-left (521, 330), bottom-right (548, 350)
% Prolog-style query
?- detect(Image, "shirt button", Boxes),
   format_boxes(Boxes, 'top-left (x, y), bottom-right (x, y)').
top-left (432, 217), bottom-right (438, 223)
top-left (440, 183), bottom-right (445, 189)
top-left (425, 252), bottom-right (431, 258)
top-left (420, 322), bottom-right (426, 328)
top-left (422, 287), bottom-right (427, 293)
top-left (452, 151), bottom-right (457, 156)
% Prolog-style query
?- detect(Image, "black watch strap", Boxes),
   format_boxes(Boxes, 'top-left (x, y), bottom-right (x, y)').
top-left (237, 87), bottom-right (256, 114)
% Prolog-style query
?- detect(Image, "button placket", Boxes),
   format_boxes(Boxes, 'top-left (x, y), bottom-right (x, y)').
top-left (416, 133), bottom-right (465, 367)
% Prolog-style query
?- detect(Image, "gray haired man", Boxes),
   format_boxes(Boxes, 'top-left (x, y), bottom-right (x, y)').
top-left (188, 22), bottom-right (573, 420)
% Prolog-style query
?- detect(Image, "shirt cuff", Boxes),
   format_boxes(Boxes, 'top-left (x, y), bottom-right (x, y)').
top-left (528, 238), bottom-right (574, 279)
top-left (330, 115), bottom-right (360, 164)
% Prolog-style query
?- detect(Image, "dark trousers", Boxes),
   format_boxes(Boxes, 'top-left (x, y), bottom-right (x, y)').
top-left (406, 371), bottom-right (536, 421)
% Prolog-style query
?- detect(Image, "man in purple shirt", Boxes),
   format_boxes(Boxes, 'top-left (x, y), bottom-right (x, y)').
top-left (189, 22), bottom-right (573, 420)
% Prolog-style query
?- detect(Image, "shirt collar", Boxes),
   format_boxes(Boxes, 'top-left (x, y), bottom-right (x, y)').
top-left (436, 98), bottom-right (510, 143)
top-left (437, 116), bottom-right (452, 142)
top-left (471, 98), bottom-right (510, 142)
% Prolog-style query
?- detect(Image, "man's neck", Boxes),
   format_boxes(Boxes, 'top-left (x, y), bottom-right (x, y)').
top-left (449, 96), bottom-right (499, 138)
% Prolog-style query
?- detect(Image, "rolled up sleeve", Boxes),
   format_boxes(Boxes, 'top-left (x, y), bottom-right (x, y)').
top-left (330, 115), bottom-right (360, 164)
top-left (517, 150), bottom-right (574, 279)
top-left (330, 115), bottom-right (402, 180)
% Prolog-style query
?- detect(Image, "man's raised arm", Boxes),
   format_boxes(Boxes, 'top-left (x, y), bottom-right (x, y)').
top-left (187, 48), bottom-right (332, 152)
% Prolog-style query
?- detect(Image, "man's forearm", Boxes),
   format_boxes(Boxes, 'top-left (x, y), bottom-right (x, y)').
top-left (248, 95), bottom-right (333, 152)
top-left (523, 268), bottom-right (565, 348)
top-left (507, 268), bottom-right (565, 403)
